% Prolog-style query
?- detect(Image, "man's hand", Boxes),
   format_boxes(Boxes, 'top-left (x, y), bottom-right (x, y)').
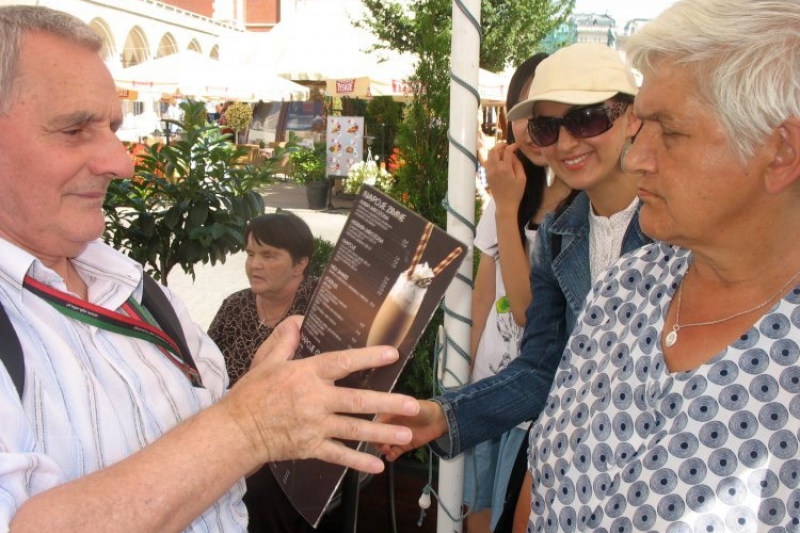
top-left (222, 316), bottom-right (420, 474)
top-left (376, 399), bottom-right (448, 462)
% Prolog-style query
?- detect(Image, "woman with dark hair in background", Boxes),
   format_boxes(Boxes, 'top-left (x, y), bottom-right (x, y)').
top-left (464, 52), bottom-right (572, 533)
top-left (209, 211), bottom-right (319, 533)
top-left (210, 212), bottom-right (318, 386)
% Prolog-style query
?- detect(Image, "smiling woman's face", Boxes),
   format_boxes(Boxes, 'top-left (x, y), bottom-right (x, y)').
top-left (533, 99), bottom-right (637, 194)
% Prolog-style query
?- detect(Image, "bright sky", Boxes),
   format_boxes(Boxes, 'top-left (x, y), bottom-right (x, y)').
top-left (574, 0), bottom-right (678, 26)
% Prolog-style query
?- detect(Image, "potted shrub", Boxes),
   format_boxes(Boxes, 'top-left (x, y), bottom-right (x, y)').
top-left (103, 99), bottom-right (284, 283)
top-left (288, 140), bottom-right (329, 210)
top-left (223, 101), bottom-right (253, 145)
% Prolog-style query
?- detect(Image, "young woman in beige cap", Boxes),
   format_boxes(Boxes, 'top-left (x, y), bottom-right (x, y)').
top-left (378, 42), bottom-right (650, 532)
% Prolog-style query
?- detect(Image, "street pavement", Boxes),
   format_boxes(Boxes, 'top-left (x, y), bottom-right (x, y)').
top-left (166, 181), bottom-right (350, 329)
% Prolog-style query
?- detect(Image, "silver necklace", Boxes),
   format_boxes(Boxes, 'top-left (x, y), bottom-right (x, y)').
top-left (256, 295), bottom-right (294, 328)
top-left (665, 265), bottom-right (800, 348)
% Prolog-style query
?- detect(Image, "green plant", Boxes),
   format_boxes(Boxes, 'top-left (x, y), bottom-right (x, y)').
top-left (360, 0), bottom-right (574, 72)
top-left (364, 96), bottom-right (402, 162)
top-left (344, 160), bottom-right (395, 195)
top-left (309, 237), bottom-right (336, 278)
top-left (103, 100), bottom-right (284, 284)
top-left (223, 102), bottom-right (253, 138)
top-left (288, 141), bottom-right (327, 184)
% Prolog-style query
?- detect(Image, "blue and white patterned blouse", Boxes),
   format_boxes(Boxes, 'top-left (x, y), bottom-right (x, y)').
top-left (527, 242), bottom-right (800, 533)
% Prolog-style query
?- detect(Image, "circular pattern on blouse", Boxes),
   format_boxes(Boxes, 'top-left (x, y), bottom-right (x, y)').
top-left (527, 243), bottom-right (800, 533)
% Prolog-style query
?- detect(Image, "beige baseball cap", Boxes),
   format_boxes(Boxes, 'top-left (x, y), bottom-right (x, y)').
top-left (507, 43), bottom-right (638, 121)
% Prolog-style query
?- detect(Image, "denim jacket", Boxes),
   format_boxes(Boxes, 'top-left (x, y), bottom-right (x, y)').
top-left (431, 192), bottom-right (651, 458)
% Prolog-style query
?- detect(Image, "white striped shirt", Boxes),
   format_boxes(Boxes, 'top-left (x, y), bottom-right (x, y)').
top-left (0, 239), bottom-right (246, 531)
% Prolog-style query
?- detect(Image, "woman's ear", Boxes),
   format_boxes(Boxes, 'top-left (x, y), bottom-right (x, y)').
top-left (295, 256), bottom-right (309, 275)
top-left (765, 118), bottom-right (800, 194)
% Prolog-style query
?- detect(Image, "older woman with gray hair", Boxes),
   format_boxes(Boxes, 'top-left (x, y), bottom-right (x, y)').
top-left (521, 0), bottom-right (800, 532)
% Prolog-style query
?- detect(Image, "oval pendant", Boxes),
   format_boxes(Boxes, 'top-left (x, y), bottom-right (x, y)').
top-left (665, 330), bottom-right (678, 347)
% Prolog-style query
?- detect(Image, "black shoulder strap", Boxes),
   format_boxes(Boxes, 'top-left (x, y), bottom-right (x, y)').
top-left (141, 274), bottom-right (198, 377)
top-left (0, 273), bottom-right (196, 400)
top-left (0, 300), bottom-right (24, 397)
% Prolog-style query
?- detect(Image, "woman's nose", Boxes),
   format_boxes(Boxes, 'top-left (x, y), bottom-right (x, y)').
top-left (555, 126), bottom-right (580, 150)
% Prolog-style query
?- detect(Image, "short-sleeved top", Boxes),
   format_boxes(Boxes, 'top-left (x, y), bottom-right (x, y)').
top-left (472, 199), bottom-right (537, 383)
top-left (208, 276), bottom-right (318, 386)
top-left (527, 242), bottom-right (800, 533)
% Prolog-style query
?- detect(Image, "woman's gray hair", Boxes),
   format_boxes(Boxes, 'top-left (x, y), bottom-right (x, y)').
top-left (625, 0), bottom-right (800, 162)
top-left (0, 5), bottom-right (101, 115)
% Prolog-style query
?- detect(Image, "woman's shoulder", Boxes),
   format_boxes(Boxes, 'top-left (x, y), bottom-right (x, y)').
top-left (303, 276), bottom-right (320, 291)
top-left (475, 199), bottom-right (498, 254)
top-left (606, 241), bottom-right (688, 284)
top-left (220, 288), bottom-right (254, 307)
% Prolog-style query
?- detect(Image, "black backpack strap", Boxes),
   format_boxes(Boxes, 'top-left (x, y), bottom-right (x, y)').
top-left (141, 274), bottom-right (200, 382)
top-left (0, 300), bottom-right (24, 398)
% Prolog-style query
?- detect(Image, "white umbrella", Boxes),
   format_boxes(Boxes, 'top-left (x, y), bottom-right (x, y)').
top-left (325, 56), bottom-right (509, 104)
top-left (114, 50), bottom-right (309, 101)
top-left (231, 7), bottom-right (407, 82)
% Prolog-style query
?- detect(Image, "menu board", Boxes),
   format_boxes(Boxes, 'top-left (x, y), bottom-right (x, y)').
top-left (326, 115), bottom-right (364, 177)
top-left (270, 185), bottom-right (467, 527)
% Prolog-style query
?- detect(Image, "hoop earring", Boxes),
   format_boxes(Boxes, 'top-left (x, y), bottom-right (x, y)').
top-left (620, 140), bottom-right (633, 173)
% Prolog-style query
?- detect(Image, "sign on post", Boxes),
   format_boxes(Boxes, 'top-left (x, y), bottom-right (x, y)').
top-left (326, 116), bottom-right (364, 177)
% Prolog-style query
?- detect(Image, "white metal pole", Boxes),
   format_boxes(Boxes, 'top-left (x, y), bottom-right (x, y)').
top-left (437, 0), bottom-right (480, 532)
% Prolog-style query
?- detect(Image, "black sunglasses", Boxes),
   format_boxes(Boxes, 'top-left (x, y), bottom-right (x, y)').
top-left (526, 101), bottom-right (629, 147)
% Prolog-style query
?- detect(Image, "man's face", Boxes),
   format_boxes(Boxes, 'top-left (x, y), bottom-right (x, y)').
top-left (0, 31), bottom-right (133, 261)
top-left (627, 62), bottom-right (770, 248)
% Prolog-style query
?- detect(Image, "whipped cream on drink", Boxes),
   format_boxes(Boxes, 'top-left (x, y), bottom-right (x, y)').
top-left (366, 263), bottom-right (433, 347)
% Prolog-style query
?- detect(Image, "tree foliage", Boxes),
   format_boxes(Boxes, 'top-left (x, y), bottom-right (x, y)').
top-left (359, 0), bottom-right (574, 72)
top-left (103, 100), bottom-right (285, 284)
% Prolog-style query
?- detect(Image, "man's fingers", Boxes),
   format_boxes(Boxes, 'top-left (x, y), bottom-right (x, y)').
top-left (315, 439), bottom-right (387, 474)
top-left (323, 410), bottom-right (414, 446)
top-left (327, 386), bottom-right (420, 419)
top-left (251, 316), bottom-right (302, 368)
top-left (311, 345), bottom-right (402, 382)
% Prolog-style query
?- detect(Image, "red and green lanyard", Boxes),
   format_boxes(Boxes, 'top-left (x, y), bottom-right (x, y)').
top-left (23, 276), bottom-right (203, 387)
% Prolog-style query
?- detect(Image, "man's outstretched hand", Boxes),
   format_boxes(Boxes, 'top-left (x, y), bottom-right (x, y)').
top-left (223, 316), bottom-right (421, 474)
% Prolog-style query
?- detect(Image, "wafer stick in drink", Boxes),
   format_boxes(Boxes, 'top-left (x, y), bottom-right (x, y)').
top-left (433, 246), bottom-right (464, 276)
top-left (407, 222), bottom-right (434, 277)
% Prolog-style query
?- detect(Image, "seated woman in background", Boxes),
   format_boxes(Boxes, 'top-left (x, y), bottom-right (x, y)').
top-left (209, 211), bottom-right (319, 386)
top-left (209, 211), bottom-right (319, 533)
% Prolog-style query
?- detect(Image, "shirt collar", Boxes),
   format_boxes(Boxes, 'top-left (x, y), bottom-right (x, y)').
top-left (0, 238), bottom-right (143, 306)
top-left (588, 197), bottom-right (639, 225)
